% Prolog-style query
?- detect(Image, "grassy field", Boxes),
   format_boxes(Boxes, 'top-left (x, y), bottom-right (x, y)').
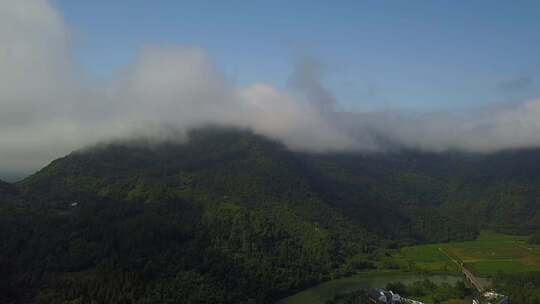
top-left (397, 231), bottom-right (540, 276)
top-left (279, 271), bottom-right (462, 304)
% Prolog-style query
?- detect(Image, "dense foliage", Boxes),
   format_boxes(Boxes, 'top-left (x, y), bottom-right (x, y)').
top-left (387, 280), bottom-right (470, 303)
top-left (2, 127), bottom-right (540, 302)
top-left (493, 272), bottom-right (540, 304)
top-left (529, 232), bottom-right (540, 244)
top-left (306, 149), bottom-right (540, 236)
top-left (1, 129), bottom-right (372, 303)
top-left (324, 290), bottom-right (370, 304)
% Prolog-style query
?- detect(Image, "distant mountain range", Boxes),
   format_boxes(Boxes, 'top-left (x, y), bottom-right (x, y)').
top-left (1, 127), bottom-right (539, 303)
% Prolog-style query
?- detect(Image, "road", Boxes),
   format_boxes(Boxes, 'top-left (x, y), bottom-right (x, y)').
top-left (438, 247), bottom-right (486, 292)
top-left (462, 266), bottom-right (485, 292)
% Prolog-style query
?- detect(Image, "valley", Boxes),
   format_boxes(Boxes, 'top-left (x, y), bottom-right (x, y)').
top-left (282, 231), bottom-right (540, 304)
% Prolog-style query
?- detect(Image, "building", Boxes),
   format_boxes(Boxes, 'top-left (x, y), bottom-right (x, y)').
top-left (478, 291), bottom-right (509, 304)
top-left (367, 288), bottom-right (423, 304)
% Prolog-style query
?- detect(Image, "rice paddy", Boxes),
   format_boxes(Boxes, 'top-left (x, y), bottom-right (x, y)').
top-left (397, 231), bottom-right (540, 276)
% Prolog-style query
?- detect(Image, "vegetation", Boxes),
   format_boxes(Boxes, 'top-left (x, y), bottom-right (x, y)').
top-left (278, 271), bottom-right (466, 304)
top-left (528, 232), bottom-right (540, 244)
top-left (2, 127), bottom-right (540, 302)
top-left (324, 290), bottom-right (370, 304)
top-left (492, 272), bottom-right (540, 304)
top-left (397, 231), bottom-right (540, 276)
top-left (323, 279), bottom-right (471, 304)
top-left (394, 279), bottom-right (471, 303)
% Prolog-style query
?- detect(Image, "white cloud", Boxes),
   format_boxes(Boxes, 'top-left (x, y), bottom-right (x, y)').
top-left (2, 0), bottom-right (540, 178)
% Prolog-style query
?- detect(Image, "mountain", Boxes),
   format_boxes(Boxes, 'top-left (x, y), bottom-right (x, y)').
top-left (19, 128), bottom-right (476, 242)
top-left (2, 128), bottom-right (380, 304)
top-left (2, 127), bottom-right (539, 303)
top-left (306, 148), bottom-right (540, 234)
top-left (0, 179), bottom-right (18, 195)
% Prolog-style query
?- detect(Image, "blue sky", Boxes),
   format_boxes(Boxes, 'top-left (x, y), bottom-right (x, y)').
top-left (56, 0), bottom-right (540, 112)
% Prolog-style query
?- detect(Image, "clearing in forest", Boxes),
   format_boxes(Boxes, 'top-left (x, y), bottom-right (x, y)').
top-left (397, 231), bottom-right (540, 276)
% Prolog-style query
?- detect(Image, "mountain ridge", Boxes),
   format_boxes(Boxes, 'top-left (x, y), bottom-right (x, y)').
top-left (2, 127), bottom-right (540, 303)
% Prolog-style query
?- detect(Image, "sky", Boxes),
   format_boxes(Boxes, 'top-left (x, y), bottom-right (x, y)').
top-left (1, 0), bottom-right (540, 180)
top-left (56, 0), bottom-right (540, 111)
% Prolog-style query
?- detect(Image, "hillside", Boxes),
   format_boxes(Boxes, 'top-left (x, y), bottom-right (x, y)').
top-left (306, 149), bottom-right (540, 234)
top-left (2, 127), bottom-right (540, 303)
top-left (0, 179), bottom-right (18, 196)
top-left (1, 128), bottom-right (380, 304)
top-left (19, 128), bottom-right (476, 243)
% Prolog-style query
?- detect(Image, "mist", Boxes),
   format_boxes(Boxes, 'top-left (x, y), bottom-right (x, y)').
top-left (2, 0), bottom-right (540, 178)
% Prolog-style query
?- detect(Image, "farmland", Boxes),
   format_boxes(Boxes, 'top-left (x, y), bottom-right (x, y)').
top-left (396, 231), bottom-right (540, 276)
top-left (278, 271), bottom-right (462, 304)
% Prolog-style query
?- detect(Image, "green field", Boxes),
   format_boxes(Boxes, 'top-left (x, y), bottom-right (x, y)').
top-left (280, 231), bottom-right (535, 303)
top-left (397, 231), bottom-right (540, 276)
top-left (279, 271), bottom-right (462, 304)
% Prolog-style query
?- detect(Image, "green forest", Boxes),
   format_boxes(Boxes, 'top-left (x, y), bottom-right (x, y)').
top-left (2, 127), bottom-right (540, 303)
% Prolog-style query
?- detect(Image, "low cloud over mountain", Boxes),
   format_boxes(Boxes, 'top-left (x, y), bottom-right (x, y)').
top-left (2, 0), bottom-right (540, 177)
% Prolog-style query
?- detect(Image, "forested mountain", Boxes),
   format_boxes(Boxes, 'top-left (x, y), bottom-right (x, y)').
top-left (1, 127), bottom-right (540, 303)
top-left (306, 148), bottom-right (540, 235)
top-left (0, 179), bottom-right (18, 197)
